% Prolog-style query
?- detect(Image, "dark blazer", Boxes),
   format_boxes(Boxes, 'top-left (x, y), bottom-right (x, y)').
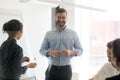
top-left (106, 74), bottom-right (120, 80)
top-left (0, 38), bottom-right (27, 80)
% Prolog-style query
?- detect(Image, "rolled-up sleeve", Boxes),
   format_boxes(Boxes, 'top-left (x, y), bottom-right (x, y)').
top-left (74, 36), bottom-right (83, 56)
top-left (40, 33), bottom-right (49, 56)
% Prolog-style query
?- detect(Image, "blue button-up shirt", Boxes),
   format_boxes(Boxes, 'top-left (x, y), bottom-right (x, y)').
top-left (40, 27), bottom-right (83, 66)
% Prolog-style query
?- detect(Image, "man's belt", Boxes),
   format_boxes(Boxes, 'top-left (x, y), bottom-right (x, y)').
top-left (51, 65), bottom-right (71, 68)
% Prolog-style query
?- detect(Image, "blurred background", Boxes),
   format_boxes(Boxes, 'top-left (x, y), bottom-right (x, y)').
top-left (0, 0), bottom-right (120, 80)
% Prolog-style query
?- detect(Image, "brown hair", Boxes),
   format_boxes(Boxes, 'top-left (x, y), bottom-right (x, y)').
top-left (56, 8), bottom-right (67, 15)
top-left (107, 41), bottom-right (112, 48)
top-left (112, 38), bottom-right (120, 67)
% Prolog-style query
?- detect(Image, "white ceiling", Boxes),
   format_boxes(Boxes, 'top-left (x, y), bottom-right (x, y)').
top-left (35, 0), bottom-right (106, 12)
top-left (19, 0), bottom-right (120, 20)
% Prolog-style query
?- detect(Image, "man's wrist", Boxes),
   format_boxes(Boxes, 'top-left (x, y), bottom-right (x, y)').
top-left (48, 51), bottom-right (52, 56)
top-left (71, 50), bottom-right (76, 56)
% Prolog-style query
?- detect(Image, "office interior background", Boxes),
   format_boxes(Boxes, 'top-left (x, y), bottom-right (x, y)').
top-left (0, 0), bottom-right (120, 80)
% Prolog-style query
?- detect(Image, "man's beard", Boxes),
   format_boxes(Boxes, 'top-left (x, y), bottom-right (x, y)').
top-left (56, 21), bottom-right (65, 27)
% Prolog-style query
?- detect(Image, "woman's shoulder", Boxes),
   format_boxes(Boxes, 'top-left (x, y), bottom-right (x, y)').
top-left (6, 39), bottom-right (22, 51)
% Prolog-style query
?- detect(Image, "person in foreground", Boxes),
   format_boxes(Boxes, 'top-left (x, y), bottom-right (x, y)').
top-left (89, 41), bottom-right (119, 80)
top-left (105, 38), bottom-right (120, 80)
top-left (40, 8), bottom-right (83, 80)
top-left (0, 19), bottom-right (37, 80)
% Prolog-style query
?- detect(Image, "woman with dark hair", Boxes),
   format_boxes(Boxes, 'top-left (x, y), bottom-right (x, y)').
top-left (106, 38), bottom-right (120, 80)
top-left (89, 41), bottom-right (119, 80)
top-left (0, 19), bottom-right (36, 80)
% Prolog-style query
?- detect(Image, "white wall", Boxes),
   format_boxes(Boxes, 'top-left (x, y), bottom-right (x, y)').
top-left (0, 0), bottom-right (51, 80)
top-left (0, 0), bottom-right (78, 80)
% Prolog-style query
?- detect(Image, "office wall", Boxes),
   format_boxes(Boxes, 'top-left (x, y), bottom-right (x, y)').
top-left (0, 0), bottom-right (76, 80)
top-left (0, 0), bottom-right (51, 80)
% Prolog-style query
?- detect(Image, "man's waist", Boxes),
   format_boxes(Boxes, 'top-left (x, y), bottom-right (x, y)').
top-left (51, 65), bottom-right (71, 68)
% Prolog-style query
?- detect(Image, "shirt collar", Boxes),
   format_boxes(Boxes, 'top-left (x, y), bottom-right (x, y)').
top-left (55, 25), bottom-right (67, 32)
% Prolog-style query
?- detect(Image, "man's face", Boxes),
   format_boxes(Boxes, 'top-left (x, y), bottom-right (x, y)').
top-left (55, 12), bottom-right (67, 28)
top-left (107, 48), bottom-right (112, 62)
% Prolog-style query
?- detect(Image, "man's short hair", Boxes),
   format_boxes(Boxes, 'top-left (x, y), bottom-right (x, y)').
top-left (56, 8), bottom-right (67, 15)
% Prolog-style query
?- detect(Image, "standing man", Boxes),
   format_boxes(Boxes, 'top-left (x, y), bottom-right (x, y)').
top-left (40, 8), bottom-right (83, 80)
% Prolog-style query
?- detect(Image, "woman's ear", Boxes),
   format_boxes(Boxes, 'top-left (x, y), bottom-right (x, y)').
top-left (16, 30), bottom-right (23, 40)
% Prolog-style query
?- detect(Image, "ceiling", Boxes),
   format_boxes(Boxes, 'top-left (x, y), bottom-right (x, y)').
top-left (19, 0), bottom-right (107, 12)
top-left (35, 0), bottom-right (106, 12)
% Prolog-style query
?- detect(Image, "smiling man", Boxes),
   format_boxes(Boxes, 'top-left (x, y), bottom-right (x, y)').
top-left (40, 8), bottom-right (83, 80)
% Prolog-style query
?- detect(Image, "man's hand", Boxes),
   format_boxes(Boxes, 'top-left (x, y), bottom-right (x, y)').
top-left (48, 50), bottom-right (62, 57)
top-left (62, 49), bottom-right (76, 57)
